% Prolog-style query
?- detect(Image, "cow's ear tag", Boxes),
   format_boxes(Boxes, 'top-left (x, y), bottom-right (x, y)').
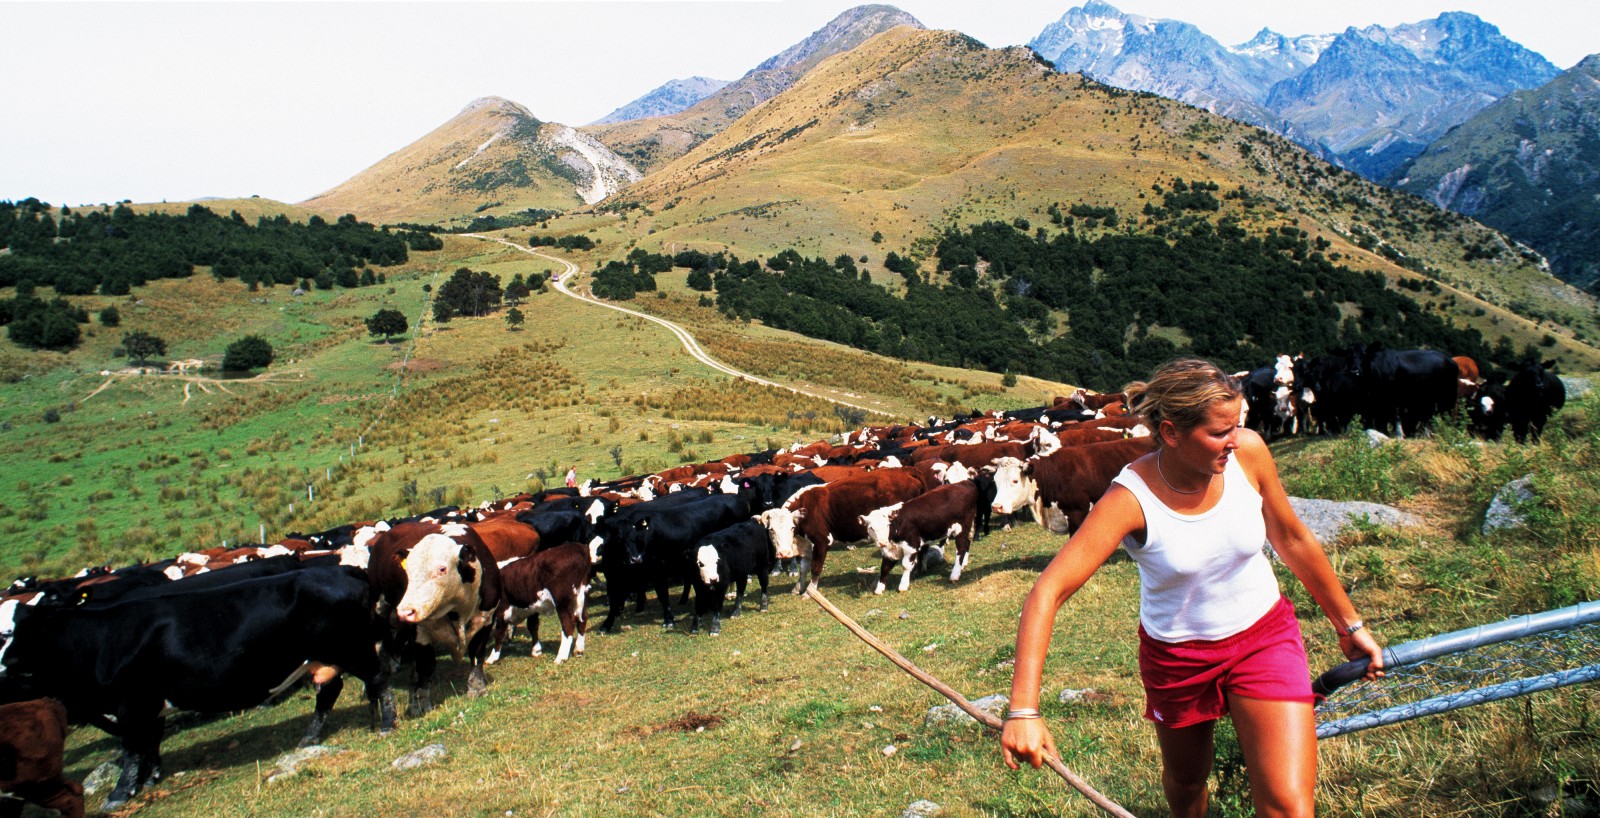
top-left (400, 558), bottom-right (408, 571)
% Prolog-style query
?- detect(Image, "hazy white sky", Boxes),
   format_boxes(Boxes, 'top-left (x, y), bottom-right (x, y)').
top-left (3, 0), bottom-right (1593, 209)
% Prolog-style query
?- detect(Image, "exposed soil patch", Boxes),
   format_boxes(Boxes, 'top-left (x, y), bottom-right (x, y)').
top-left (625, 710), bottom-right (725, 738)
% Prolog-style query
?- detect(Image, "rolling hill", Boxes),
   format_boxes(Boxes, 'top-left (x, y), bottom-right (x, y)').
top-left (302, 97), bottom-right (641, 226)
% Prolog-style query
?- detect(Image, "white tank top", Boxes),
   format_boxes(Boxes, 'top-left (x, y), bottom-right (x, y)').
top-left (1111, 455), bottom-right (1280, 642)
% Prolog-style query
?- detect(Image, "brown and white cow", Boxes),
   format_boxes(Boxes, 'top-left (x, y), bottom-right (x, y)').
top-left (760, 469), bottom-right (928, 594)
top-left (860, 480), bottom-right (980, 595)
top-left (0, 699), bottom-right (83, 818)
top-left (993, 437), bottom-right (1157, 533)
top-left (1453, 355), bottom-right (1483, 402)
top-left (490, 542), bottom-right (590, 665)
top-left (367, 521), bottom-right (503, 714)
top-left (469, 516), bottom-right (544, 563)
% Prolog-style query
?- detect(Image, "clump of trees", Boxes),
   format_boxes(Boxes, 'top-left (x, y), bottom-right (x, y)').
top-left (528, 234), bottom-right (595, 251)
top-left (366, 309), bottom-right (409, 343)
top-left (222, 335), bottom-right (273, 372)
top-left (0, 199), bottom-right (415, 297)
top-left (704, 199), bottom-right (1497, 390)
top-left (433, 267), bottom-right (503, 322)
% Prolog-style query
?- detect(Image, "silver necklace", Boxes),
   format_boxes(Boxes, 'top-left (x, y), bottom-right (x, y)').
top-left (1156, 448), bottom-right (1208, 495)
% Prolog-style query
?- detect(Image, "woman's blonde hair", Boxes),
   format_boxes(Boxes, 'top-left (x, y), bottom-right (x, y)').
top-left (1123, 358), bottom-right (1242, 443)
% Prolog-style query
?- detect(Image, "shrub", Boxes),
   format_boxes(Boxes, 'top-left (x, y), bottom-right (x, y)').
top-left (222, 335), bottom-right (274, 372)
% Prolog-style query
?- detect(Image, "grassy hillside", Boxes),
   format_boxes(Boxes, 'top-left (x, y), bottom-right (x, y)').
top-left (0, 235), bottom-right (1063, 581)
top-left (129, 197), bottom-right (328, 223)
top-left (573, 28), bottom-right (1600, 371)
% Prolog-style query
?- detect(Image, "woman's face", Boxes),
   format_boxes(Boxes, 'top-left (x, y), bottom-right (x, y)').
top-left (1165, 397), bottom-right (1243, 474)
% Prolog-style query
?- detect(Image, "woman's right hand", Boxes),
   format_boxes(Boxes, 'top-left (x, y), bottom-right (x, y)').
top-left (1002, 717), bottom-right (1059, 770)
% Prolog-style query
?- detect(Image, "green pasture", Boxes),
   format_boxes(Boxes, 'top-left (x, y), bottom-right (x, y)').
top-left (3, 233), bottom-right (1599, 816)
top-left (55, 390), bottom-right (1600, 816)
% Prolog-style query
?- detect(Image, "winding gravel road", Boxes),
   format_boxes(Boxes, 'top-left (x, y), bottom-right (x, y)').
top-left (467, 235), bottom-right (896, 417)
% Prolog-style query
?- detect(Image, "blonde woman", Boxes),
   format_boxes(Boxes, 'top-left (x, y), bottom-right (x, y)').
top-left (1001, 359), bottom-right (1382, 817)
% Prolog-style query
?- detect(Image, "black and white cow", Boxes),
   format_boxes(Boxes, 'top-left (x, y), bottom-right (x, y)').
top-left (688, 519), bottom-right (774, 635)
top-left (0, 565), bottom-right (391, 810)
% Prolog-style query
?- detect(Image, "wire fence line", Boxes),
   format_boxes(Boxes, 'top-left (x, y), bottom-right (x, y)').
top-left (267, 264), bottom-right (444, 540)
top-left (1314, 601), bottom-right (1600, 738)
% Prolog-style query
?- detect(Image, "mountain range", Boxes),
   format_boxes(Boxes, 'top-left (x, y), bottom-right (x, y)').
top-left (1029, 2), bottom-right (1560, 180)
top-left (582, 4), bottom-right (924, 174)
top-left (274, 3), bottom-right (1596, 350)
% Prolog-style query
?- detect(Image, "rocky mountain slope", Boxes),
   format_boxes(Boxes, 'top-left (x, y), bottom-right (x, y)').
top-left (302, 97), bottom-right (640, 225)
top-left (591, 76), bottom-right (731, 126)
top-left (582, 4), bottom-right (923, 174)
top-left (1029, 2), bottom-right (1560, 181)
top-left (1398, 54), bottom-right (1600, 291)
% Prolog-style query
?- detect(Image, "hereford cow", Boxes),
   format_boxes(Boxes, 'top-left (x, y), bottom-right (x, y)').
top-left (860, 480), bottom-right (980, 595)
top-left (367, 521), bottom-right (502, 716)
top-left (469, 516), bottom-right (543, 562)
top-left (0, 699), bottom-right (81, 818)
top-left (993, 437), bottom-right (1157, 533)
top-left (490, 542), bottom-right (591, 664)
top-left (761, 468), bottom-right (929, 594)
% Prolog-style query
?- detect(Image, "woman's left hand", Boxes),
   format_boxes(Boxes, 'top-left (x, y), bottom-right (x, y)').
top-left (1340, 627), bottom-right (1385, 681)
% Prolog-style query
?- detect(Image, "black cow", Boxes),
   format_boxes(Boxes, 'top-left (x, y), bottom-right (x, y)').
top-left (688, 519), bottom-right (774, 635)
top-left (1505, 359), bottom-right (1566, 443)
top-left (607, 495), bottom-right (752, 629)
top-left (1352, 346), bottom-right (1459, 437)
top-left (1298, 353), bottom-right (1361, 435)
top-left (588, 490), bottom-right (739, 633)
top-left (515, 509), bottom-right (595, 552)
top-left (0, 565), bottom-right (391, 810)
top-left (734, 472), bottom-right (824, 513)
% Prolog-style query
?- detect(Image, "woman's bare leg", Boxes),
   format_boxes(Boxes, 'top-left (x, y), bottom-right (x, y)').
top-left (1228, 695), bottom-right (1317, 818)
top-left (1154, 720), bottom-right (1215, 818)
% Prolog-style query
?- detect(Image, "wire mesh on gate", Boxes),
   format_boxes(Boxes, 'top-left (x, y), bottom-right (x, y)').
top-left (1313, 601), bottom-right (1600, 738)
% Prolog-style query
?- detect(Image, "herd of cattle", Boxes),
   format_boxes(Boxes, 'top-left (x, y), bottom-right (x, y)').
top-left (1238, 346), bottom-right (1566, 443)
top-left (0, 346), bottom-right (1571, 815)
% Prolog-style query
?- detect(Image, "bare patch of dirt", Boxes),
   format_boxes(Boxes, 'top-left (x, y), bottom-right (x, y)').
top-left (387, 357), bottom-right (447, 373)
top-left (624, 710), bottom-right (725, 738)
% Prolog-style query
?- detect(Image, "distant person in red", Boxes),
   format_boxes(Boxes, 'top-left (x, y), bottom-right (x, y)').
top-left (565, 465), bottom-right (577, 489)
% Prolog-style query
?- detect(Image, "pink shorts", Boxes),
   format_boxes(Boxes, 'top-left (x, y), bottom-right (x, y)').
top-left (1137, 596), bottom-right (1317, 729)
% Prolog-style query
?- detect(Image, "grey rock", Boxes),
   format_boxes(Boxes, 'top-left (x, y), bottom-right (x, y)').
top-left (268, 745), bottom-right (336, 783)
top-left (82, 762), bottom-right (120, 795)
top-left (1365, 429), bottom-right (1390, 448)
top-left (901, 800), bottom-right (943, 818)
top-left (1059, 687), bottom-right (1097, 704)
top-left (1483, 474), bottom-right (1537, 535)
top-left (925, 694), bottom-right (1006, 728)
top-left (392, 743), bottom-right (448, 770)
top-left (1561, 376), bottom-right (1592, 398)
top-left (1286, 497), bottom-right (1419, 546)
